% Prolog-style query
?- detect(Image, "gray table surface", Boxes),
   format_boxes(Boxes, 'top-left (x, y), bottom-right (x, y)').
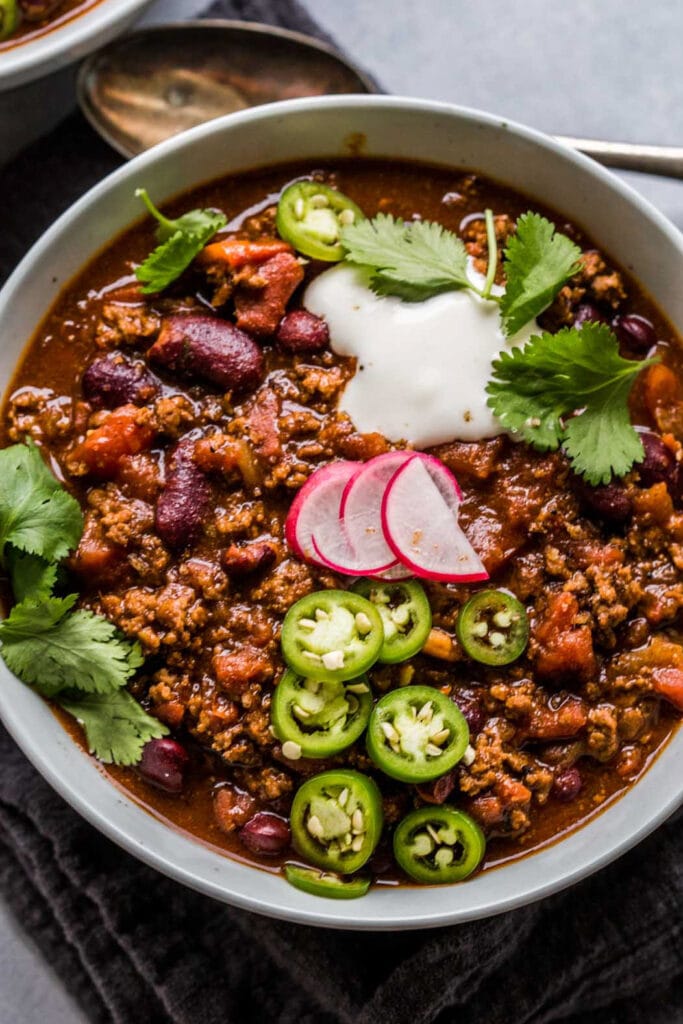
top-left (2, 0), bottom-right (682, 1021)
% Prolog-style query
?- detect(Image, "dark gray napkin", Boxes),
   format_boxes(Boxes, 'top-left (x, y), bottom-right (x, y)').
top-left (1, 2), bottom-right (682, 1022)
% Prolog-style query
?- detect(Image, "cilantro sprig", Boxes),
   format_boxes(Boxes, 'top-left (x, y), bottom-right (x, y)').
top-left (341, 213), bottom-right (475, 302)
top-left (486, 323), bottom-right (656, 484)
top-left (134, 188), bottom-right (226, 295)
top-left (0, 440), bottom-right (82, 565)
top-left (59, 690), bottom-right (167, 767)
top-left (0, 441), bottom-right (166, 764)
top-left (339, 208), bottom-right (580, 338)
top-left (0, 594), bottom-right (143, 698)
top-left (499, 213), bottom-right (581, 335)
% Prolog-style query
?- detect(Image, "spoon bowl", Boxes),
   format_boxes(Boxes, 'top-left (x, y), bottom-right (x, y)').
top-left (77, 20), bottom-right (377, 158)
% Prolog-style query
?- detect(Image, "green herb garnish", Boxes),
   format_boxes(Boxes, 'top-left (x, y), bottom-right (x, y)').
top-left (340, 208), bottom-right (581, 337)
top-left (486, 323), bottom-right (656, 484)
top-left (59, 689), bottom-right (167, 767)
top-left (0, 594), bottom-right (143, 698)
top-left (6, 551), bottom-right (58, 604)
top-left (0, 441), bottom-right (165, 764)
top-left (0, 440), bottom-right (82, 565)
top-left (499, 212), bottom-right (582, 336)
top-left (134, 188), bottom-right (226, 295)
top-left (341, 213), bottom-right (476, 302)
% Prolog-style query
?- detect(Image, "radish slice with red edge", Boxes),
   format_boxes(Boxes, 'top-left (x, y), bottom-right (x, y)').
top-left (340, 451), bottom-right (416, 576)
top-left (285, 461), bottom-right (357, 563)
top-left (416, 452), bottom-right (463, 511)
top-left (373, 560), bottom-right (414, 581)
top-left (381, 457), bottom-right (489, 582)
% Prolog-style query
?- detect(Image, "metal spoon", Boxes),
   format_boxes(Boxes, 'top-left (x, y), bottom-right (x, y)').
top-left (78, 20), bottom-right (683, 180)
top-left (77, 20), bottom-right (376, 159)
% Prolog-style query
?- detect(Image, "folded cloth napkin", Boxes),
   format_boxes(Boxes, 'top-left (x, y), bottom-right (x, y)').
top-left (1, 2), bottom-right (682, 1022)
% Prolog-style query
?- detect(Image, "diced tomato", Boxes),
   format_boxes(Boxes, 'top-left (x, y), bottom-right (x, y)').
top-left (652, 667), bottom-right (683, 711)
top-left (643, 364), bottom-right (681, 412)
top-left (70, 522), bottom-right (122, 578)
top-left (525, 697), bottom-right (588, 740)
top-left (154, 700), bottom-right (186, 729)
top-left (198, 237), bottom-right (293, 270)
top-left (234, 253), bottom-right (304, 337)
top-left (212, 648), bottom-right (273, 698)
top-left (534, 592), bottom-right (597, 683)
top-left (73, 404), bottom-right (155, 477)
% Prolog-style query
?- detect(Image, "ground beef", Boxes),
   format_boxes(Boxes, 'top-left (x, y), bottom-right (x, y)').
top-left (96, 303), bottom-right (161, 349)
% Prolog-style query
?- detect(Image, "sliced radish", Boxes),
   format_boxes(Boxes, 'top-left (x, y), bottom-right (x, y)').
top-left (415, 453), bottom-right (463, 509)
top-left (373, 560), bottom-right (414, 581)
top-left (310, 518), bottom-right (378, 576)
top-left (340, 451), bottom-right (416, 575)
top-left (381, 457), bottom-right (489, 583)
top-left (285, 461), bottom-right (357, 563)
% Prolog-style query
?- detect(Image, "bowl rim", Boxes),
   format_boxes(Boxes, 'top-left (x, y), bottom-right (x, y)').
top-left (0, 0), bottom-right (153, 89)
top-left (0, 93), bottom-right (681, 929)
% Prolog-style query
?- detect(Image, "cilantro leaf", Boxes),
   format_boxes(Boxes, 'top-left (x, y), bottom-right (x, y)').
top-left (341, 213), bottom-right (473, 301)
top-left (486, 323), bottom-right (656, 484)
top-left (59, 689), bottom-right (167, 766)
top-left (0, 595), bottom-right (143, 699)
top-left (134, 188), bottom-right (226, 294)
top-left (0, 442), bottom-right (82, 566)
top-left (500, 213), bottom-right (582, 336)
top-left (6, 550), bottom-right (58, 604)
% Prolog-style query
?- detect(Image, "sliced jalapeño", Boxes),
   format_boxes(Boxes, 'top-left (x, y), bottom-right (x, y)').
top-left (276, 181), bottom-right (365, 261)
top-left (283, 864), bottom-right (371, 899)
top-left (290, 769), bottom-right (383, 873)
top-left (393, 806), bottom-right (485, 884)
top-left (281, 590), bottom-right (384, 683)
top-left (367, 685), bottom-right (469, 783)
top-left (456, 589), bottom-right (529, 666)
top-left (271, 670), bottom-right (372, 758)
top-left (352, 579), bottom-right (432, 664)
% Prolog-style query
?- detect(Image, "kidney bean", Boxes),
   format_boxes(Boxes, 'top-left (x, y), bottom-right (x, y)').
top-left (155, 438), bottom-right (211, 548)
top-left (148, 314), bottom-right (264, 393)
top-left (82, 355), bottom-right (159, 409)
top-left (222, 540), bottom-right (277, 577)
top-left (573, 477), bottom-right (632, 522)
top-left (18, 0), bottom-right (64, 20)
top-left (634, 430), bottom-right (677, 490)
top-left (239, 812), bottom-right (290, 855)
top-left (452, 690), bottom-right (486, 735)
top-left (552, 767), bottom-right (582, 802)
top-left (275, 310), bottom-right (330, 353)
top-left (138, 738), bottom-right (189, 794)
top-left (573, 303), bottom-right (607, 327)
top-left (416, 771), bottom-right (457, 805)
top-left (612, 313), bottom-right (657, 352)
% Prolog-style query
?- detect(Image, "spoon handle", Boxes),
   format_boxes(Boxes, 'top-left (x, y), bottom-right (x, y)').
top-left (556, 136), bottom-right (683, 180)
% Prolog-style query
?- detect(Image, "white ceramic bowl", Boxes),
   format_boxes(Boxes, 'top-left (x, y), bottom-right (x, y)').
top-left (0, 96), bottom-right (681, 929)
top-left (0, 0), bottom-right (153, 91)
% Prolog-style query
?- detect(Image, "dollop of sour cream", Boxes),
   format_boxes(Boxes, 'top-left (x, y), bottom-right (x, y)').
top-left (303, 264), bottom-right (538, 447)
